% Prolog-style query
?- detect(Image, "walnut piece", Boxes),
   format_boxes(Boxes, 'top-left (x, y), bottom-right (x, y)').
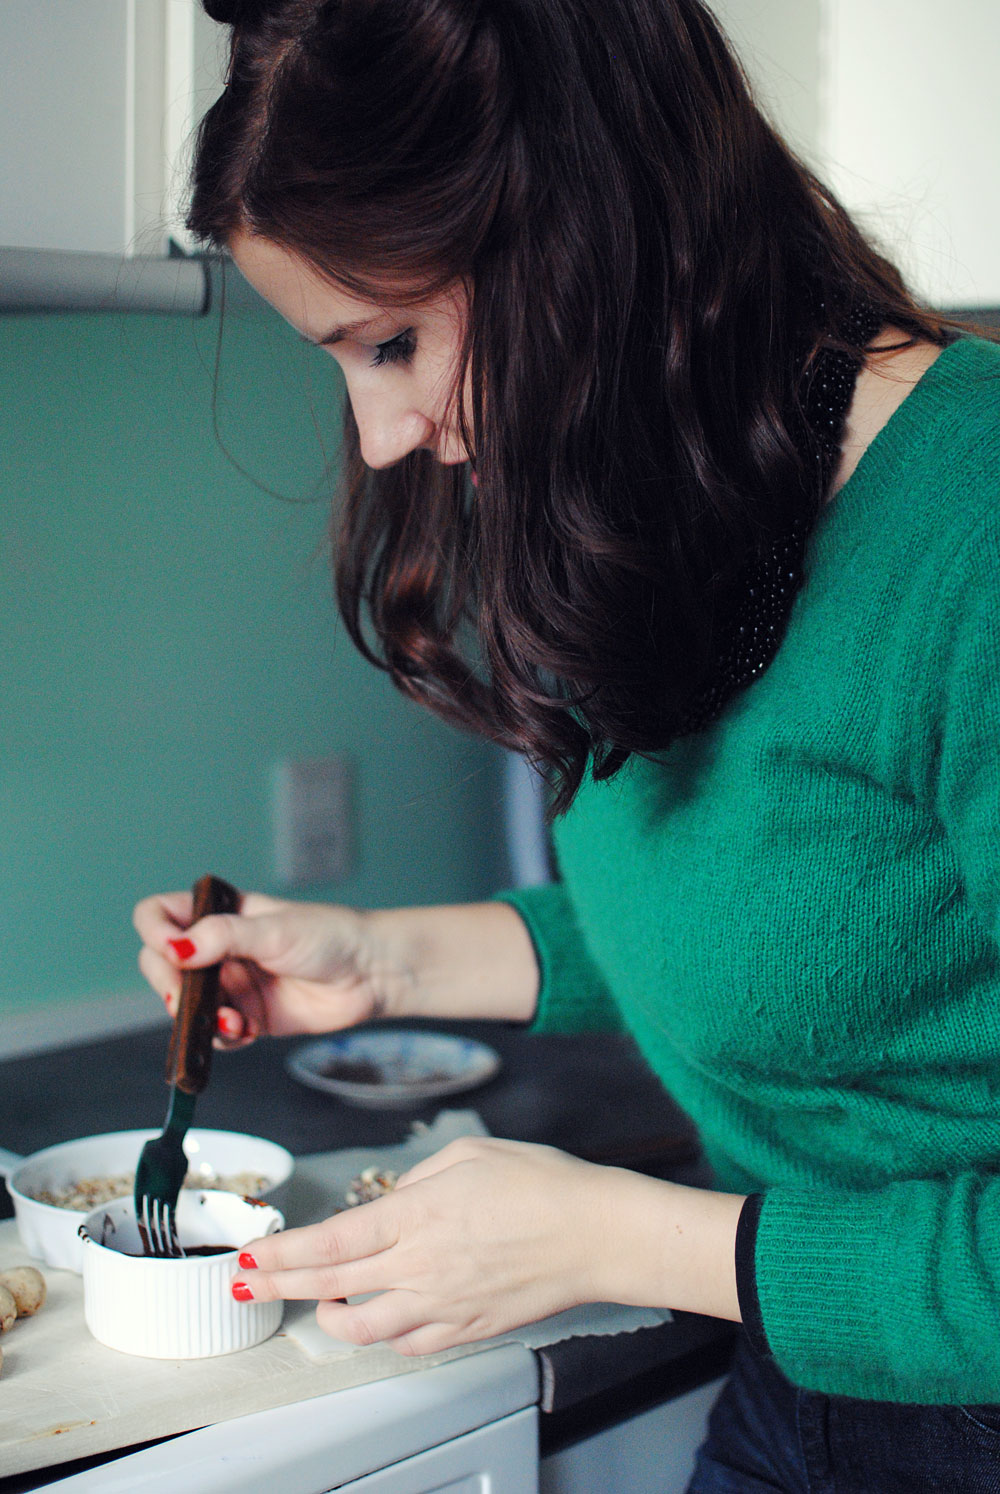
top-left (344, 1167), bottom-right (398, 1206)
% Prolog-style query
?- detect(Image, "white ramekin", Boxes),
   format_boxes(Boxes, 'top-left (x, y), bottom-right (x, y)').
top-left (79, 1190), bottom-right (284, 1358)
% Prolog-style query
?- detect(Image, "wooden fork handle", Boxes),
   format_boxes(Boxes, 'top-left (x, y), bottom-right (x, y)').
top-left (166, 874), bottom-right (242, 1095)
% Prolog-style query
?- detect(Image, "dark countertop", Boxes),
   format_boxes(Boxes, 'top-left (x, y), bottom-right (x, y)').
top-left (0, 1017), bottom-right (736, 1476)
top-left (0, 1018), bottom-right (702, 1167)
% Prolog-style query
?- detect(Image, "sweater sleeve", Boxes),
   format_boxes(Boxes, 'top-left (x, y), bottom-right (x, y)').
top-left (751, 1175), bottom-right (1000, 1401)
top-left (492, 883), bottom-right (625, 1034)
top-left (749, 511), bottom-right (1000, 1403)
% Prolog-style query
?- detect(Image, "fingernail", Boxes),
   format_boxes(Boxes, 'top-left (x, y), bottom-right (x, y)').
top-left (168, 937), bottom-right (196, 961)
top-left (232, 1281), bottom-right (254, 1301)
top-left (238, 1252), bottom-right (258, 1270)
top-left (217, 1010), bottom-right (242, 1037)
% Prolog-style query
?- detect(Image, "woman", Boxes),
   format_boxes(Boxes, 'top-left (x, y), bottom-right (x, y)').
top-left (134, 0), bottom-right (1000, 1487)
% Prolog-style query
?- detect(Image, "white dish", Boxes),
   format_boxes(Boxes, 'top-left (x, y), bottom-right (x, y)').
top-left (287, 1030), bottom-right (502, 1109)
top-left (79, 1190), bottom-right (284, 1358)
top-left (1, 1129), bottom-right (294, 1273)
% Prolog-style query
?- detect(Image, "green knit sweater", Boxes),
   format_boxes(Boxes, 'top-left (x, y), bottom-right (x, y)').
top-left (499, 335), bottom-right (1000, 1404)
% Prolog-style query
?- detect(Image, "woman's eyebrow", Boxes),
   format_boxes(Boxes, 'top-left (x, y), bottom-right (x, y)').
top-left (300, 317), bottom-right (379, 348)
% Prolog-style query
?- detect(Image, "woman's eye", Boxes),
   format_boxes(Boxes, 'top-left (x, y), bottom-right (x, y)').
top-left (371, 329), bottom-right (416, 368)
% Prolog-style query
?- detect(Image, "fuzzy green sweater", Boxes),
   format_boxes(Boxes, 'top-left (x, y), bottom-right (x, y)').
top-left (500, 336), bottom-right (1000, 1403)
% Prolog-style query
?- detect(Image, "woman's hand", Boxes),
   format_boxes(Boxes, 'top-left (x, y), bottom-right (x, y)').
top-left (232, 1137), bottom-right (620, 1354)
top-left (134, 892), bottom-right (541, 1044)
top-left (133, 890), bottom-right (385, 1046)
top-left (234, 1137), bottom-right (746, 1350)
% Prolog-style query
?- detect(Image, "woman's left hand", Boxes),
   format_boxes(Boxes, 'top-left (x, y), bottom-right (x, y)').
top-left (234, 1137), bottom-right (626, 1355)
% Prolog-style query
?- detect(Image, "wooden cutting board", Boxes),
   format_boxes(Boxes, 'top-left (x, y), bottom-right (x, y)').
top-left (0, 1218), bottom-right (487, 1480)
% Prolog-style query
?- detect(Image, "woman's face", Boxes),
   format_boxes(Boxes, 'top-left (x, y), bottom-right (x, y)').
top-left (230, 231), bottom-right (471, 473)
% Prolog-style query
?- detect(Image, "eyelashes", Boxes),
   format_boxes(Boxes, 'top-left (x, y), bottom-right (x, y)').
top-left (371, 328), bottom-right (416, 368)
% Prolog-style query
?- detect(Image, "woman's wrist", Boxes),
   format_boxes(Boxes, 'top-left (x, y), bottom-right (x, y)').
top-left (360, 902), bottom-right (540, 1025)
top-left (587, 1168), bottom-right (745, 1322)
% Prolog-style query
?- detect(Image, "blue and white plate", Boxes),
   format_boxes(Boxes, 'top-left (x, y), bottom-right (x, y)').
top-left (286, 1030), bottom-right (502, 1109)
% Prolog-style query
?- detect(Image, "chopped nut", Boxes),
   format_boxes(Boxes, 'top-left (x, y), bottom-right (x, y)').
top-left (32, 1170), bottom-right (270, 1212)
top-left (345, 1168), bottom-right (398, 1206)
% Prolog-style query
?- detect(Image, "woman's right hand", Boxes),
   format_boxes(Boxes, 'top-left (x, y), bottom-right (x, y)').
top-left (133, 890), bottom-right (386, 1048)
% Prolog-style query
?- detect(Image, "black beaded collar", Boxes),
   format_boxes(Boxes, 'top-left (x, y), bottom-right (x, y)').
top-left (681, 304), bottom-right (885, 733)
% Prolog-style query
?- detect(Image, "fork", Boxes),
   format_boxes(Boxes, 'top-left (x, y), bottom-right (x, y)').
top-left (134, 874), bottom-right (241, 1257)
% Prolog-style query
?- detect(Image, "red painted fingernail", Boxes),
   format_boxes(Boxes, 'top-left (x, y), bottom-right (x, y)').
top-left (217, 1010), bottom-right (241, 1037)
top-left (168, 937), bottom-right (196, 961)
top-left (238, 1252), bottom-right (257, 1270)
top-left (231, 1281), bottom-right (253, 1301)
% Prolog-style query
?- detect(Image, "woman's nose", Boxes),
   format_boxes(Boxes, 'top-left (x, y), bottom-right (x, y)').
top-left (352, 398), bottom-right (437, 470)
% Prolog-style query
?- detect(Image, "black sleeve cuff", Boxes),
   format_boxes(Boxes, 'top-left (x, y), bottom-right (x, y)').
top-left (734, 1192), bottom-right (772, 1359)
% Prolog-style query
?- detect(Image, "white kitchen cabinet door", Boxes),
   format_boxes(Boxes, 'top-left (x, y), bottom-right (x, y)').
top-left (713, 0), bottom-right (1000, 308)
top-left (33, 1346), bottom-right (540, 1493)
top-left (331, 1409), bottom-right (538, 1493)
top-left (819, 0), bottom-right (1000, 310)
top-left (0, 0), bottom-right (225, 257)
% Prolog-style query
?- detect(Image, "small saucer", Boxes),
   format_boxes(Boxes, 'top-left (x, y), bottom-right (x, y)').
top-left (286, 1030), bottom-right (502, 1109)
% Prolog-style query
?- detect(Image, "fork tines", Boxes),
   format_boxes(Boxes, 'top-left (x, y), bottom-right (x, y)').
top-left (139, 1195), bottom-right (184, 1258)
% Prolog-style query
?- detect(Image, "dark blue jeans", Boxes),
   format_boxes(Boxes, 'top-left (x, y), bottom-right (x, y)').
top-left (687, 1338), bottom-right (1000, 1493)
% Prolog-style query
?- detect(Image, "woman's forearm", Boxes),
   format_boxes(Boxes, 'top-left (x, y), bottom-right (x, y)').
top-left (354, 910), bottom-right (745, 1321)
top-left (361, 901), bottom-right (541, 1024)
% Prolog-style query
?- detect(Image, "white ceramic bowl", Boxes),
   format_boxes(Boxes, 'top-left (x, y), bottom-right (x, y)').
top-left (2, 1128), bottom-right (293, 1273)
top-left (79, 1190), bottom-right (284, 1358)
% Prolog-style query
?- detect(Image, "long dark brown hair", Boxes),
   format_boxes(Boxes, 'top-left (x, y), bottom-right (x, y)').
top-left (190, 0), bottom-right (950, 812)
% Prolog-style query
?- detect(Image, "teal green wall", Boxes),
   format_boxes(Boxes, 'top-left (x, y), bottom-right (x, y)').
top-left (0, 300), bottom-right (505, 1017)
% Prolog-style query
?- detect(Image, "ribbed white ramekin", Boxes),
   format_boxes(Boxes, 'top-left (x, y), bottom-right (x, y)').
top-left (79, 1190), bottom-right (284, 1358)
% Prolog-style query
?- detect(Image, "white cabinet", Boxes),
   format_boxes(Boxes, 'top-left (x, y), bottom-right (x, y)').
top-left (34, 1345), bottom-right (541, 1493)
top-left (713, 0), bottom-right (1000, 307)
top-left (4, 2), bottom-right (994, 306)
top-left (335, 1411), bottom-right (539, 1493)
top-left (819, 0), bottom-right (1000, 310)
top-left (0, 0), bottom-right (226, 256)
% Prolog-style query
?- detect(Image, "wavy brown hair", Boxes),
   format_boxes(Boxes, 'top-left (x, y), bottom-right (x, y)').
top-left (190, 0), bottom-right (951, 812)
